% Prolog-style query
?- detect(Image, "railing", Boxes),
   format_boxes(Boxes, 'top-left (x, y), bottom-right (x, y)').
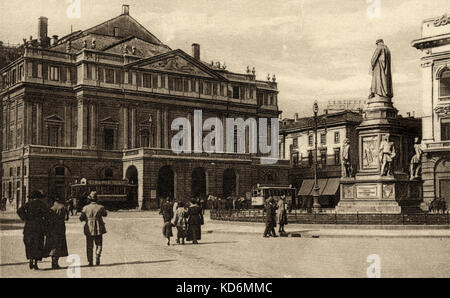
top-left (210, 209), bottom-right (450, 225)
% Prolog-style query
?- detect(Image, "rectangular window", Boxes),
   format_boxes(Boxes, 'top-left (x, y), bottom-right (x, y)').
top-left (175, 78), bottom-right (183, 91)
top-left (143, 74), bottom-right (152, 88)
top-left (213, 83), bottom-right (218, 96)
top-left (32, 62), bottom-right (38, 78)
top-left (190, 79), bottom-right (196, 92)
top-left (105, 69), bottom-right (115, 84)
top-left (98, 67), bottom-right (104, 82)
top-left (263, 93), bottom-right (268, 105)
top-left (292, 152), bottom-right (299, 167)
top-left (11, 69), bottom-right (17, 84)
top-left (308, 134), bottom-right (313, 147)
top-left (183, 79), bottom-right (189, 92)
top-left (308, 150), bottom-right (313, 167)
top-left (440, 71), bottom-right (450, 97)
top-left (48, 126), bottom-right (59, 146)
top-left (152, 74), bottom-right (158, 88)
top-left (320, 149), bottom-right (327, 165)
top-left (292, 138), bottom-right (298, 149)
top-left (86, 64), bottom-right (92, 80)
top-left (233, 86), bottom-right (240, 99)
top-left (161, 74), bottom-right (166, 88)
top-left (320, 133), bottom-right (327, 145)
top-left (205, 82), bottom-right (212, 95)
top-left (334, 132), bottom-right (340, 144)
top-left (115, 70), bottom-right (122, 84)
top-left (441, 122), bottom-right (450, 141)
top-left (49, 66), bottom-right (59, 81)
top-left (104, 129), bottom-right (115, 150)
top-left (128, 71), bottom-right (132, 84)
top-left (334, 148), bottom-right (341, 165)
top-left (19, 65), bottom-right (24, 81)
top-left (168, 77), bottom-right (174, 90)
top-left (220, 84), bottom-right (224, 96)
top-left (249, 87), bottom-right (254, 99)
top-left (199, 81), bottom-right (203, 94)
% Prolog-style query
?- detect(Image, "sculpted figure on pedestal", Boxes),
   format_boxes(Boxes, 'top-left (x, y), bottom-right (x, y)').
top-left (341, 138), bottom-right (353, 178)
top-left (410, 137), bottom-right (423, 180)
top-left (379, 134), bottom-right (396, 177)
top-left (368, 39), bottom-right (393, 99)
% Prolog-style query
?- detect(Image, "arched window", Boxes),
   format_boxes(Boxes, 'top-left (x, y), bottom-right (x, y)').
top-left (440, 70), bottom-right (450, 97)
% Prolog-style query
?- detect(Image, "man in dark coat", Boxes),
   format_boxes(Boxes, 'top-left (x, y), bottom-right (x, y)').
top-left (186, 199), bottom-right (203, 244)
top-left (17, 191), bottom-right (50, 270)
top-left (263, 196), bottom-right (277, 238)
top-left (79, 191), bottom-right (107, 266)
top-left (44, 198), bottom-right (69, 269)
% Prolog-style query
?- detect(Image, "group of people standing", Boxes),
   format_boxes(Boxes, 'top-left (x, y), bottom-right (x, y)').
top-left (17, 190), bottom-right (107, 270)
top-left (263, 196), bottom-right (288, 238)
top-left (160, 197), bottom-right (204, 246)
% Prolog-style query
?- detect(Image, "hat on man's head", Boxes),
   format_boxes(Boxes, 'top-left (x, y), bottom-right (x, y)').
top-left (30, 191), bottom-right (43, 200)
top-left (376, 39), bottom-right (384, 44)
top-left (88, 191), bottom-right (98, 202)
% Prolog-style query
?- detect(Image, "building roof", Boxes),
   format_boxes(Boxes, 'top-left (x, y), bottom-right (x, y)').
top-left (280, 110), bottom-right (363, 133)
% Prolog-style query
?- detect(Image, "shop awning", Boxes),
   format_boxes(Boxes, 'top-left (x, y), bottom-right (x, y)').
top-left (298, 179), bottom-right (315, 196)
top-left (297, 178), bottom-right (340, 196)
top-left (322, 178), bottom-right (340, 196)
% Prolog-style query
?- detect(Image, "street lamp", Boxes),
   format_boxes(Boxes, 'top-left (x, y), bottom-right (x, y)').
top-left (312, 101), bottom-right (321, 210)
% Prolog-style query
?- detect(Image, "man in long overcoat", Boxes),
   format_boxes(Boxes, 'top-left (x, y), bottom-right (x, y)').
top-left (79, 191), bottom-right (107, 266)
top-left (17, 191), bottom-right (50, 270)
top-left (44, 198), bottom-right (69, 269)
top-left (186, 199), bottom-right (203, 244)
top-left (263, 197), bottom-right (277, 237)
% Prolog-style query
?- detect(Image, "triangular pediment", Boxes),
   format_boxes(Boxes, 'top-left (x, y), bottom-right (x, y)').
top-left (127, 50), bottom-right (224, 79)
top-left (45, 114), bottom-right (64, 123)
top-left (100, 117), bottom-right (119, 125)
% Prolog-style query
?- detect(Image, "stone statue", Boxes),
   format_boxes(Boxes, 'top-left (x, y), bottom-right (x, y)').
top-left (368, 39), bottom-right (393, 99)
top-left (341, 138), bottom-right (353, 178)
top-left (410, 137), bottom-right (423, 180)
top-left (379, 134), bottom-right (396, 177)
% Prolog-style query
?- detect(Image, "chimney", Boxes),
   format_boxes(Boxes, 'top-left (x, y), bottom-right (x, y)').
top-left (122, 4), bottom-right (130, 15)
top-left (294, 113), bottom-right (299, 121)
top-left (192, 43), bottom-right (200, 60)
top-left (52, 35), bottom-right (58, 46)
top-left (38, 17), bottom-right (48, 46)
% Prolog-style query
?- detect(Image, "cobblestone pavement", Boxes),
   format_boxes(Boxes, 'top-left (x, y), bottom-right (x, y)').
top-left (1, 211), bottom-right (449, 278)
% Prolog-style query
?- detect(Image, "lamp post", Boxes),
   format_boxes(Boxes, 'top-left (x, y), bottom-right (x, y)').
top-left (312, 101), bottom-right (321, 210)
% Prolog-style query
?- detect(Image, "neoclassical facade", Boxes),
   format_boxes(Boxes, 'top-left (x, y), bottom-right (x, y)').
top-left (0, 5), bottom-right (289, 209)
top-left (412, 13), bottom-right (450, 209)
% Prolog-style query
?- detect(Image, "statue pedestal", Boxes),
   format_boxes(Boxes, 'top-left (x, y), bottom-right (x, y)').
top-left (336, 177), bottom-right (422, 214)
top-left (336, 95), bottom-right (423, 214)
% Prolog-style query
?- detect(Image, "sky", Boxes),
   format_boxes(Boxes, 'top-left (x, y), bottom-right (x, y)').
top-left (0, 0), bottom-right (448, 118)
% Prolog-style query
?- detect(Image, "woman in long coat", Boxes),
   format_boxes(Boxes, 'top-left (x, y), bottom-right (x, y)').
top-left (160, 197), bottom-right (173, 246)
top-left (186, 199), bottom-right (203, 244)
top-left (172, 202), bottom-right (188, 245)
top-left (17, 191), bottom-right (50, 270)
top-left (263, 196), bottom-right (277, 237)
top-left (44, 198), bottom-right (69, 269)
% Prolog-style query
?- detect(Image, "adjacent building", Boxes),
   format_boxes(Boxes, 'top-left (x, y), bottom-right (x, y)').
top-left (1, 5), bottom-right (289, 210)
top-left (279, 110), bottom-right (363, 207)
top-left (412, 13), bottom-right (450, 209)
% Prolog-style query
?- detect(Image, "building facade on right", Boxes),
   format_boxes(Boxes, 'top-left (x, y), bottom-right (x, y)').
top-left (412, 13), bottom-right (450, 210)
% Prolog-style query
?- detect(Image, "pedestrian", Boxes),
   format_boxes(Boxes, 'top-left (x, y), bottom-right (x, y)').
top-left (263, 196), bottom-right (277, 238)
top-left (172, 202), bottom-right (188, 245)
top-left (160, 197), bottom-right (174, 246)
top-left (276, 195), bottom-right (288, 236)
top-left (186, 199), bottom-right (203, 244)
top-left (79, 191), bottom-right (107, 266)
top-left (17, 191), bottom-right (50, 270)
top-left (44, 198), bottom-right (69, 269)
top-left (66, 197), bottom-right (74, 217)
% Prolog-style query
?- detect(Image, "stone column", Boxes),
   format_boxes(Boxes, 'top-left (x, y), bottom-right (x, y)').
top-left (123, 106), bottom-right (129, 149)
top-left (36, 102), bottom-right (42, 145)
top-left (76, 99), bottom-right (88, 149)
top-left (156, 109), bottom-right (161, 148)
top-left (420, 61), bottom-right (434, 142)
top-left (131, 107), bottom-right (136, 148)
top-left (163, 109), bottom-right (168, 149)
top-left (89, 103), bottom-right (96, 148)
